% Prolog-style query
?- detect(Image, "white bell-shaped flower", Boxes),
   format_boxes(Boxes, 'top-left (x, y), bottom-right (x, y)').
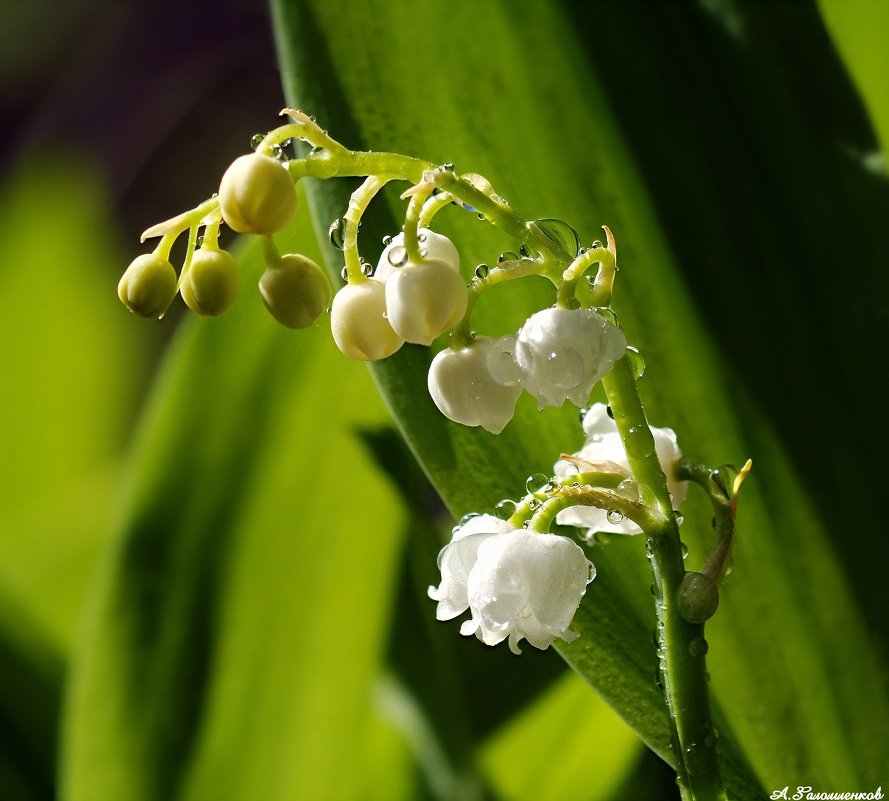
top-left (384, 259), bottom-right (468, 345)
top-left (375, 228), bottom-right (460, 282)
top-left (514, 308), bottom-right (627, 409)
top-left (427, 337), bottom-right (522, 434)
top-left (554, 403), bottom-right (687, 535)
top-left (330, 278), bottom-right (404, 360)
top-left (461, 529), bottom-right (595, 655)
top-left (427, 514), bottom-right (514, 621)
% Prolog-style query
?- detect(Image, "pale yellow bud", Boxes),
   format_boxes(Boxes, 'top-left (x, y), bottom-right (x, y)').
top-left (259, 254), bottom-right (330, 329)
top-left (218, 154), bottom-right (297, 235)
top-left (118, 253), bottom-right (178, 318)
top-left (331, 279), bottom-right (404, 360)
top-left (180, 248), bottom-right (241, 316)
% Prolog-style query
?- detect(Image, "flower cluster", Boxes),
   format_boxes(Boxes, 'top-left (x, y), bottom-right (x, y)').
top-left (428, 514), bottom-right (595, 654)
top-left (554, 403), bottom-right (687, 538)
top-left (120, 113), bottom-right (630, 439)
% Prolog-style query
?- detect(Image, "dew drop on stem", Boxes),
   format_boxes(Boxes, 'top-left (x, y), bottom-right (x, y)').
top-left (328, 218), bottom-right (346, 250)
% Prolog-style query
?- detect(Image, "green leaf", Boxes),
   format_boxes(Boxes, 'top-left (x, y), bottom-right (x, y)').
top-left (272, 0), bottom-right (888, 796)
top-left (60, 190), bottom-right (412, 801)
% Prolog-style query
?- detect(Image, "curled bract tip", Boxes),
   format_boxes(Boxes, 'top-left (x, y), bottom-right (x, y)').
top-left (603, 224), bottom-right (616, 260)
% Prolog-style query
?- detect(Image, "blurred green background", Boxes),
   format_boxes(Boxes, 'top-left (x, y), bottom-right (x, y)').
top-left (1, 1), bottom-right (887, 800)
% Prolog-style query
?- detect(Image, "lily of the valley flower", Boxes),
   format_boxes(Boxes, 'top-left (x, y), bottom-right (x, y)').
top-left (514, 307), bottom-right (627, 409)
top-left (427, 337), bottom-right (522, 434)
top-left (384, 259), bottom-right (468, 345)
top-left (330, 278), bottom-right (404, 360)
top-left (428, 514), bottom-right (595, 654)
top-left (554, 403), bottom-right (687, 535)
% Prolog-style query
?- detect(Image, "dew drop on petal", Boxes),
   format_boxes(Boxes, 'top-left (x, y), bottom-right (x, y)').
top-left (382, 234), bottom-right (393, 246)
top-left (606, 510), bottom-right (624, 525)
top-left (458, 512), bottom-right (480, 527)
top-left (387, 245), bottom-right (408, 267)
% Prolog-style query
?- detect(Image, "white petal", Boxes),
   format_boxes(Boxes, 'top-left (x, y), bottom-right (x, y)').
top-left (376, 229), bottom-right (460, 282)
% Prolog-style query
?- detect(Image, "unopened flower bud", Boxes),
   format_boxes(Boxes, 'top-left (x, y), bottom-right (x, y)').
top-left (385, 260), bottom-right (468, 345)
top-left (677, 571), bottom-right (720, 624)
top-left (218, 154), bottom-right (297, 235)
top-left (376, 228), bottom-right (459, 281)
top-left (118, 253), bottom-right (178, 318)
top-left (428, 337), bottom-right (522, 434)
top-left (331, 278), bottom-right (404, 360)
top-left (180, 248), bottom-right (240, 316)
top-left (259, 254), bottom-right (330, 329)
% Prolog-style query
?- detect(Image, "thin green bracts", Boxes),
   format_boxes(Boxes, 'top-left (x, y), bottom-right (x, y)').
top-left (402, 181), bottom-right (434, 263)
top-left (603, 357), bottom-right (725, 801)
top-left (528, 485), bottom-right (667, 534)
top-left (343, 176), bottom-right (389, 283)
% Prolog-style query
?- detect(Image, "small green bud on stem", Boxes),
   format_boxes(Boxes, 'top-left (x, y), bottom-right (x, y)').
top-left (218, 154), bottom-right (297, 235)
top-left (259, 254), bottom-right (330, 329)
top-left (180, 248), bottom-right (241, 316)
top-left (118, 253), bottom-right (178, 318)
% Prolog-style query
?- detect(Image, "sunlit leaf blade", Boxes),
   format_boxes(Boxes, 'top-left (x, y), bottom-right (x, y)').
top-left (60, 193), bottom-right (411, 801)
top-left (272, 0), bottom-right (888, 796)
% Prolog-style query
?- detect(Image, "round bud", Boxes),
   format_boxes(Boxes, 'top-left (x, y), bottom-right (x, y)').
top-left (677, 572), bottom-right (720, 624)
top-left (384, 260), bottom-right (468, 345)
top-left (118, 253), bottom-right (178, 318)
top-left (259, 254), bottom-right (330, 329)
top-left (180, 248), bottom-right (241, 316)
top-left (218, 153), bottom-right (297, 235)
top-left (331, 279), bottom-right (404, 360)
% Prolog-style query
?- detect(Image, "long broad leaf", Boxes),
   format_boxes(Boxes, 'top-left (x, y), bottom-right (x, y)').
top-left (272, 0), bottom-right (888, 796)
top-left (60, 196), bottom-right (412, 801)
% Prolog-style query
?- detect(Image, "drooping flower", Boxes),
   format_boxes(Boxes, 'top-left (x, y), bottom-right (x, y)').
top-left (427, 337), bottom-right (522, 434)
top-left (554, 403), bottom-right (687, 536)
top-left (330, 278), bottom-right (404, 360)
top-left (514, 308), bottom-right (627, 409)
top-left (429, 516), bottom-right (595, 655)
top-left (428, 514), bottom-right (513, 621)
top-left (384, 259), bottom-right (468, 345)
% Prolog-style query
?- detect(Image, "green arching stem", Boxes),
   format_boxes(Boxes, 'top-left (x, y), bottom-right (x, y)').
top-left (603, 358), bottom-right (726, 801)
top-left (528, 485), bottom-right (667, 534)
top-left (505, 469), bottom-right (628, 529)
top-left (343, 176), bottom-right (389, 283)
top-left (418, 192), bottom-right (455, 228)
top-left (557, 242), bottom-right (616, 308)
top-left (175, 225), bottom-right (199, 288)
top-left (202, 214), bottom-right (221, 250)
top-left (262, 236), bottom-right (281, 267)
top-left (402, 181), bottom-right (434, 263)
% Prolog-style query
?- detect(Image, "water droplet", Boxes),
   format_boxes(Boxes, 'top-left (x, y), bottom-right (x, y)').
top-left (458, 512), bottom-right (480, 527)
top-left (328, 218), bottom-right (346, 250)
top-left (606, 510), bottom-right (624, 524)
top-left (625, 424), bottom-right (654, 460)
top-left (487, 340), bottom-right (523, 386)
top-left (361, 261), bottom-right (373, 277)
top-left (676, 512), bottom-right (686, 528)
top-left (542, 481), bottom-right (557, 494)
top-left (195, 234), bottom-right (204, 247)
top-left (688, 636), bottom-right (709, 657)
top-left (684, 742), bottom-right (710, 777)
top-left (309, 146), bottom-right (323, 156)
top-left (650, 585), bottom-right (657, 597)
top-left (626, 345), bottom-right (646, 379)
top-left (417, 233), bottom-right (427, 244)
top-left (382, 234), bottom-right (393, 246)
top-left (325, 306), bottom-right (332, 315)
top-left (441, 162), bottom-right (455, 172)
top-left (250, 133), bottom-right (265, 149)
top-left (606, 405), bottom-right (614, 419)
top-left (419, 247), bottom-right (428, 258)
top-left (521, 521), bottom-right (530, 529)
top-left (474, 264), bottom-right (489, 279)
top-left (533, 218), bottom-right (581, 257)
top-left (340, 267), bottom-right (349, 281)
top-left (654, 667), bottom-right (664, 691)
top-left (712, 464), bottom-right (740, 498)
top-left (494, 499), bottom-right (516, 520)
top-left (519, 244), bottom-right (537, 259)
top-left (528, 498), bottom-right (541, 511)
top-left (498, 251), bottom-right (518, 263)
top-left (680, 540), bottom-right (689, 559)
top-left (595, 307), bottom-right (619, 326)
top-left (525, 473), bottom-right (550, 494)
top-left (540, 347), bottom-right (584, 389)
top-left (477, 212), bottom-right (486, 221)
top-left (387, 246), bottom-right (408, 267)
